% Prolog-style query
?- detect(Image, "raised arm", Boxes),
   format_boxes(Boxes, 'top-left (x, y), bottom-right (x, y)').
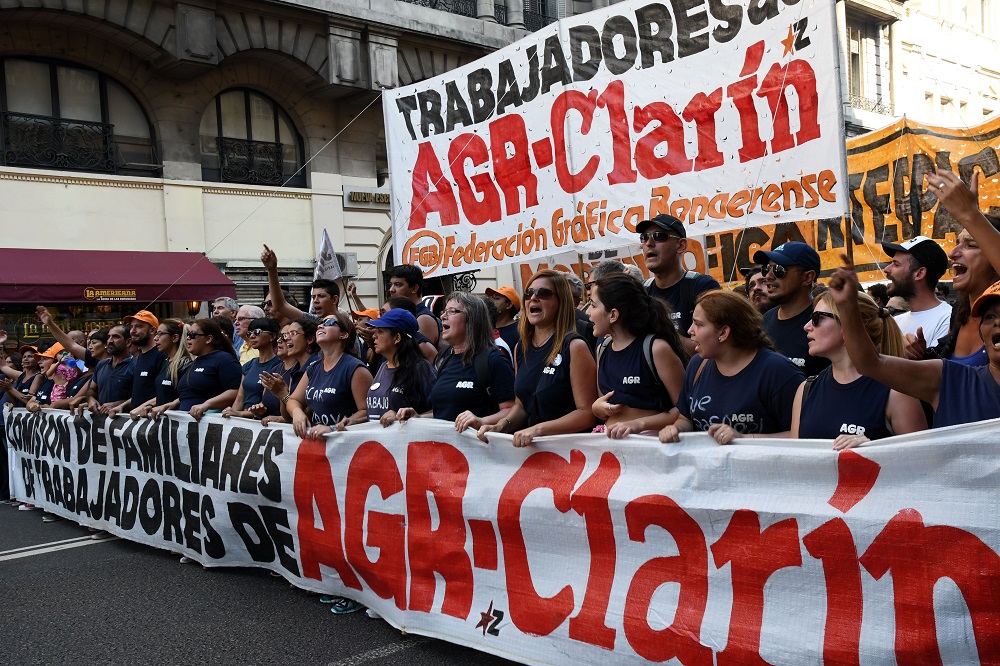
top-left (36, 306), bottom-right (88, 359)
top-left (930, 170), bottom-right (1000, 277)
top-left (829, 255), bottom-right (944, 408)
top-left (261, 244), bottom-right (307, 323)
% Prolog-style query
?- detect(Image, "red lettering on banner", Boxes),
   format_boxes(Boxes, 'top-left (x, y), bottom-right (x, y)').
top-left (711, 510), bottom-right (802, 665)
top-left (682, 89), bottom-right (725, 172)
top-left (409, 142), bottom-right (460, 230)
top-left (829, 449), bottom-right (880, 514)
top-left (405, 441), bottom-right (473, 619)
top-left (596, 80), bottom-right (639, 186)
top-left (292, 438), bottom-right (362, 589)
top-left (860, 508), bottom-right (1000, 665)
top-left (633, 102), bottom-right (691, 180)
top-left (551, 89), bottom-right (600, 193)
top-left (727, 42), bottom-right (767, 163)
top-left (344, 441), bottom-right (407, 609)
top-left (499, 449), bottom-right (586, 636)
top-left (449, 133), bottom-right (502, 226)
top-left (489, 114), bottom-right (539, 215)
top-left (756, 60), bottom-right (821, 153)
top-left (568, 452), bottom-right (621, 649)
top-left (622, 494), bottom-right (712, 666)
top-left (802, 519), bottom-right (863, 666)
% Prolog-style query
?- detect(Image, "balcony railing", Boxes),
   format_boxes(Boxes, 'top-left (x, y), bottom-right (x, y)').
top-left (0, 111), bottom-right (117, 173)
top-left (850, 94), bottom-right (893, 116)
top-left (494, 3), bottom-right (506, 22)
top-left (218, 137), bottom-right (285, 186)
top-left (524, 7), bottom-right (557, 31)
top-left (399, 0), bottom-right (477, 18)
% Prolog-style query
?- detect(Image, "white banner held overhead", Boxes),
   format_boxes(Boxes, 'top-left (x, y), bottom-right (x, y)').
top-left (384, 0), bottom-right (848, 277)
top-left (313, 228), bottom-right (343, 282)
top-left (8, 410), bottom-right (1000, 665)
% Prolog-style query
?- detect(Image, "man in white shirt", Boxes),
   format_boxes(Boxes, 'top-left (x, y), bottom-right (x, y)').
top-left (881, 236), bottom-right (952, 357)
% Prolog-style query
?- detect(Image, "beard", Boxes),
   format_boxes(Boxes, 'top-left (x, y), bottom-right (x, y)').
top-left (887, 273), bottom-right (916, 300)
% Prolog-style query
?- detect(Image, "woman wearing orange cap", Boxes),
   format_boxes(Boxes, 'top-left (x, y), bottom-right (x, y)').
top-left (830, 255), bottom-right (1000, 427)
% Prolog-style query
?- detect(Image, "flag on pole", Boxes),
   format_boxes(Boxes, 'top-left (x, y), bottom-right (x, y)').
top-left (311, 229), bottom-right (343, 314)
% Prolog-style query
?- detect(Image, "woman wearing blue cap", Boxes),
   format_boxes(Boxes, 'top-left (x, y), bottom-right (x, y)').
top-left (364, 308), bottom-right (437, 426)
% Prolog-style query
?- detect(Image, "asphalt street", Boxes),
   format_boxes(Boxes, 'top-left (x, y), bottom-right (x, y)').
top-left (0, 504), bottom-right (517, 666)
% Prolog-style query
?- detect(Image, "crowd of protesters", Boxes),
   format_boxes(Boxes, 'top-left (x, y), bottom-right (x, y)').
top-left (4, 168), bottom-right (1000, 613)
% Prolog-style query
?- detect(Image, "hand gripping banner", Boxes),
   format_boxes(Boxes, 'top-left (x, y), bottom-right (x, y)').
top-left (384, 0), bottom-right (849, 277)
top-left (8, 410), bottom-right (1000, 664)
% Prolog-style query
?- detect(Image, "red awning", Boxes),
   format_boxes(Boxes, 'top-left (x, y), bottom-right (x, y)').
top-left (0, 249), bottom-right (236, 304)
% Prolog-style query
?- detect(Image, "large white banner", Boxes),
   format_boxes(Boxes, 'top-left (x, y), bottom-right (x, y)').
top-left (384, 0), bottom-right (848, 277)
top-left (8, 410), bottom-right (999, 664)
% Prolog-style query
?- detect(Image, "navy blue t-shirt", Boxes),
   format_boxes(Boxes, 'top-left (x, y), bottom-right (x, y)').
top-left (430, 348), bottom-right (515, 421)
top-left (514, 335), bottom-right (584, 428)
top-left (598, 337), bottom-right (673, 411)
top-left (415, 301), bottom-right (442, 344)
top-left (798, 367), bottom-right (892, 440)
top-left (763, 306), bottom-right (830, 377)
top-left (498, 322), bottom-right (520, 353)
top-left (305, 354), bottom-right (368, 425)
top-left (93, 356), bottom-right (135, 404)
top-left (65, 373), bottom-right (92, 400)
top-left (242, 355), bottom-right (284, 408)
top-left (33, 377), bottom-right (55, 405)
top-left (678, 349), bottom-right (803, 434)
top-left (935, 361), bottom-right (1000, 428)
top-left (648, 272), bottom-right (720, 336)
top-left (259, 361), bottom-right (304, 417)
top-left (132, 346), bottom-right (167, 406)
top-left (154, 360), bottom-right (189, 406)
top-left (367, 361), bottom-right (436, 421)
top-left (177, 350), bottom-right (242, 410)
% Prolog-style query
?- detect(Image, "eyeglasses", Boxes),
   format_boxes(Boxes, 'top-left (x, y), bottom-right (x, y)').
top-left (235, 316), bottom-right (253, 322)
top-left (441, 308), bottom-right (466, 318)
top-left (524, 287), bottom-right (556, 301)
top-left (278, 330), bottom-right (303, 341)
top-left (186, 332), bottom-right (208, 339)
top-left (153, 331), bottom-right (165, 338)
top-left (321, 318), bottom-right (340, 328)
top-left (763, 263), bottom-right (801, 280)
top-left (260, 300), bottom-right (273, 309)
top-left (809, 311), bottom-right (840, 326)
top-left (639, 231), bottom-right (681, 244)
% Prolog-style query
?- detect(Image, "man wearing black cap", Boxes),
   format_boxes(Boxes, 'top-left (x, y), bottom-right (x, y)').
top-left (638, 214), bottom-right (720, 355)
top-left (753, 241), bottom-right (830, 376)
top-left (881, 236), bottom-right (952, 354)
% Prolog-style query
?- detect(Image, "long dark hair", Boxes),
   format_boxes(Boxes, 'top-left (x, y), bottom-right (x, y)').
top-left (192, 318), bottom-right (237, 358)
top-left (387, 327), bottom-right (433, 407)
top-left (595, 273), bottom-right (689, 365)
top-left (696, 291), bottom-right (775, 351)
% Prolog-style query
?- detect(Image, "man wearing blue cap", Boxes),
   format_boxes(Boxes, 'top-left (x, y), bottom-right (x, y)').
top-left (637, 213), bottom-right (720, 355)
top-left (753, 242), bottom-right (830, 376)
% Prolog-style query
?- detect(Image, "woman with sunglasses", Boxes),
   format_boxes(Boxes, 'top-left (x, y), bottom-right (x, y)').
top-left (133, 319), bottom-right (193, 419)
top-left (177, 319), bottom-right (242, 421)
top-left (830, 255), bottom-right (1000, 428)
top-left (589, 273), bottom-right (688, 439)
top-left (478, 270), bottom-right (597, 447)
top-left (222, 318), bottom-right (283, 420)
top-left (791, 292), bottom-right (926, 447)
top-left (366, 309), bottom-right (437, 426)
top-left (395, 291), bottom-right (515, 430)
top-left (259, 319), bottom-right (318, 425)
top-left (285, 313), bottom-right (372, 437)
top-left (659, 290), bottom-right (804, 445)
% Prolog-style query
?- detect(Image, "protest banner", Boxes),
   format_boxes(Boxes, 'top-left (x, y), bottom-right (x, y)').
top-left (385, 0), bottom-right (849, 278)
top-left (8, 409), bottom-right (1000, 664)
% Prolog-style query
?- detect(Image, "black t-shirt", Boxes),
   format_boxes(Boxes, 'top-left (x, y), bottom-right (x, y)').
top-left (93, 356), bottom-right (135, 404)
top-left (65, 373), bottom-right (92, 400)
top-left (430, 348), bottom-right (515, 421)
top-left (798, 367), bottom-right (892, 440)
top-left (305, 354), bottom-right (368, 425)
top-left (647, 272), bottom-right (721, 337)
top-left (514, 335), bottom-right (584, 428)
top-left (132, 346), bottom-right (167, 405)
top-left (154, 360), bottom-right (190, 406)
top-left (497, 322), bottom-right (520, 352)
top-left (33, 377), bottom-right (55, 405)
top-left (762, 306), bottom-right (831, 377)
top-left (178, 350), bottom-right (242, 410)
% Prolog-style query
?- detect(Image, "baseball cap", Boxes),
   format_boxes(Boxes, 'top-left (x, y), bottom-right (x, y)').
top-left (485, 286), bottom-right (521, 312)
top-left (38, 342), bottom-right (65, 359)
top-left (18, 345), bottom-right (38, 354)
top-left (753, 241), bottom-right (822, 276)
top-left (367, 308), bottom-right (419, 336)
top-left (971, 280), bottom-right (1000, 317)
top-left (124, 310), bottom-right (159, 329)
top-left (881, 236), bottom-right (949, 282)
top-left (636, 214), bottom-right (686, 238)
top-left (351, 308), bottom-right (381, 320)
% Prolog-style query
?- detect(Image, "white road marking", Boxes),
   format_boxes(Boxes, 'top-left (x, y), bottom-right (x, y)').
top-left (0, 536), bottom-right (118, 562)
top-left (324, 637), bottom-right (431, 666)
top-left (0, 535), bottom-right (93, 556)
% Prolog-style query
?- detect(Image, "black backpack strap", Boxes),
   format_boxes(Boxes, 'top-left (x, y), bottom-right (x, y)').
top-left (473, 347), bottom-right (492, 396)
top-left (434, 346), bottom-right (454, 373)
top-left (596, 337), bottom-right (612, 368)
top-left (641, 334), bottom-right (674, 409)
top-left (801, 375), bottom-right (818, 402)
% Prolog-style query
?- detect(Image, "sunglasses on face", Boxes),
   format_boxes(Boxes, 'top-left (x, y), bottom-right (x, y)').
top-left (524, 287), bottom-right (556, 301)
top-left (809, 311), bottom-right (840, 326)
top-left (260, 300), bottom-right (273, 308)
top-left (248, 328), bottom-right (272, 337)
top-left (886, 306), bottom-right (908, 316)
top-left (763, 263), bottom-right (798, 279)
top-left (321, 318), bottom-right (340, 328)
top-left (186, 332), bottom-right (208, 339)
top-left (638, 231), bottom-right (680, 244)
